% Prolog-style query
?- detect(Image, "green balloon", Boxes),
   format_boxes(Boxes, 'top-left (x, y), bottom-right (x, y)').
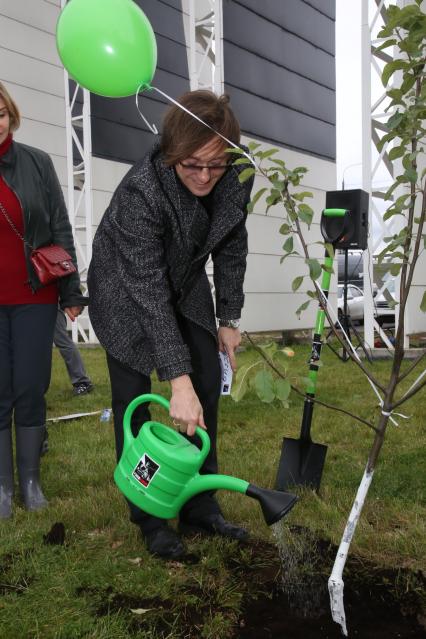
top-left (56, 0), bottom-right (157, 97)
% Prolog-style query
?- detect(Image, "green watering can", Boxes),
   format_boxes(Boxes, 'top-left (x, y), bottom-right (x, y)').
top-left (114, 394), bottom-right (298, 525)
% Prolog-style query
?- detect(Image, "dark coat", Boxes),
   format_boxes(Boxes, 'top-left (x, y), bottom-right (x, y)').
top-left (0, 140), bottom-right (86, 308)
top-left (88, 142), bottom-right (254, 381)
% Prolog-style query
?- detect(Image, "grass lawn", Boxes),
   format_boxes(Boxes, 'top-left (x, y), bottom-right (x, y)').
top-left (0, 342), bottom-right (425, 638)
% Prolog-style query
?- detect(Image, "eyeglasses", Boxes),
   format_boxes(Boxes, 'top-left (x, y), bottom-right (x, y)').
top-left (179, 161), bottom-right (230, 175)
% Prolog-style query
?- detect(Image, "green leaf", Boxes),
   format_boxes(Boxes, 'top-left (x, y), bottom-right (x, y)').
top-left (292, 191), bottom-right (313, 202)
top-left (233, 157), bottom-right (252, 165)
top-left (382, 60), bottom-right (408, 87)
top-left (324, 242), bottom-right (335, 258)
top-left (258, 148), bottom-right (279, 160)
top-left (270, 158), bottom-right (287, 168)
top-left (248, 141), bottom-right (261, 152)
top-left (238, 167), bottom-right (255, 184)
top-left (373, 38), bottom-right (397, 53)
top-left (247, 187), bottom-right (267, 214)
top-left (306, 258), bottom-right (322, 280)
top-left (225, 147), bottom-right (245, 155)
top-left (279, 223), bottom-right (292, 235)
top-left (231, 362), bottom-right (256, 402)
top-left (296, 300), bottom-right (311, 317)
top-left (383, 207), bottom-right (403, 222)
top-left (298, 203), bottom-right (314, 227)
top-left (292, 276), bottom-right (304, 292)
top-left (275, 378), bottom-right (291, 403)
top-left (388, 145), bottom-right (405, 160)
top-left (254, 370), bottom-right (275, 403)
top-left (390, 263), bottom-right (402, 276)
top-left (283, 236), bottom-right (294, 253)
top-left (387, 110), bottom-right (404, 130)
top-left (421, 291), bottom-right (426, 313)
top-left (404, 167), bottom-right (418, 182)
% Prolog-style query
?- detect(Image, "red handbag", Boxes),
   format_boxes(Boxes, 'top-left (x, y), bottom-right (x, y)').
top-left (30, 244), bottom-right (76, 285)
top-left (0, 201), bottom-right (76, 285)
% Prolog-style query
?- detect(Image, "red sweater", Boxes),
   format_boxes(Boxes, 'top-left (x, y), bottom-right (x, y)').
top-left (0, 135), bottom-right (58, 304)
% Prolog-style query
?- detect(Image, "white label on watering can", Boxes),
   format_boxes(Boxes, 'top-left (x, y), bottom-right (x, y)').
top-left (132, 453), bottom-right (160, 487)
top-left (219, 351), bottom-right (233, 395)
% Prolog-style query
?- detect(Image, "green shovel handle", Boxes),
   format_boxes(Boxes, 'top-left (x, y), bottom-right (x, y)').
top-left (122, 393), bottom-right (210, 458)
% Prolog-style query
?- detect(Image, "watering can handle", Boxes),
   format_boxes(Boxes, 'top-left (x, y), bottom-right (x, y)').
top-left (122, 393), bottom-right (210, 460)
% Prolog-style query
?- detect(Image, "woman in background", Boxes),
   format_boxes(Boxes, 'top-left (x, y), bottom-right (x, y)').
top-left (0, 81), bottom-right (86, 518)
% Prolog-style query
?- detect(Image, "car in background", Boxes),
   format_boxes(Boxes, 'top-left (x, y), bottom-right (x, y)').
top-left (337, 281), bottom-right (396, 325)
top-left (337, 284), bottom-right (364, 322)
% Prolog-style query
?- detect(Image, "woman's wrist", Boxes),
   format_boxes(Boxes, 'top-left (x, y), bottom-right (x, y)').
top-left (170, 374), bottom-right (193, 391)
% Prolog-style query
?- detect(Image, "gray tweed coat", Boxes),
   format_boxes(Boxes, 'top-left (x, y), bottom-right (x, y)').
top-left (88, 142), bottom-right (254, 381)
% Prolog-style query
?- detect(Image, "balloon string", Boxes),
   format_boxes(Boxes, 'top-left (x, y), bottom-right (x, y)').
top-left (135, 84), bottom-right (256, 168)
top-left (135, 85), bottom-right (158, 134)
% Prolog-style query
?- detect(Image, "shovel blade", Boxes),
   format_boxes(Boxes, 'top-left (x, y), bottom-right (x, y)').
top-left (275, 437), bottom-right (327, 492)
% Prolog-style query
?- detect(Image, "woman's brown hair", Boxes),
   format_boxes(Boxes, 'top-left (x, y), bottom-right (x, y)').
top-left (161, 90), bottom-right (240, 166)
top-left (0, 81), bottom-right (21, 132)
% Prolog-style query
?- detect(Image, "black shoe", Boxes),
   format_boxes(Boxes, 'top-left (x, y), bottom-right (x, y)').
top-left (72, 382), bottom-right (94, 396)
top-left (144, 525), bottom-right (186, 559)
top-left (179, 513), bottom-right (249, 541)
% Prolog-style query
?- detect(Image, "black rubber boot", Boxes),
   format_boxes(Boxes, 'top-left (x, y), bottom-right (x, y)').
top-left (0, 428), bottom-right (14, 519)
top-left (16, 425), bottom-right (48, 511)
top-left (143, 524), bottom-right (186, 559)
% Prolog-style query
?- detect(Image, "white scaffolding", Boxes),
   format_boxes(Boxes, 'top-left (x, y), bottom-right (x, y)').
top-left (188, 0), bottom-right (224, 292)
top-left (361, 0), bottom-right (408, 350)
top-left (61, 1), bottom-right (95, 343)
top-left (188, 0), bottom-right (224, 93)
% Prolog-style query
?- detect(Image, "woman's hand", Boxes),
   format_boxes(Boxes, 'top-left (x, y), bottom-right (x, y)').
top-left (64, 306), bottom-right (83, 322)
top-left (170, 375), bottom-right (206, 437)
top-left (218, 327), bottom-right (241, 372)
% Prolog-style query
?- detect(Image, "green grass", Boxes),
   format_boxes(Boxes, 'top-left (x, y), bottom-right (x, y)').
top-left (0, 344), bottom-right (425, 638)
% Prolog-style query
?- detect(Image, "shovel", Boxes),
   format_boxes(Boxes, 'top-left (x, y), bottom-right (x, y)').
top-left (275, 208), bottom-right (349, 491)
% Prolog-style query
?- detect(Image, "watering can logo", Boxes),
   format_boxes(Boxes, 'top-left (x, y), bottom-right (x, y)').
top-left (114, 393), bottom-right (298, 525)
top-left (132, 454), bottom-right (160, 487)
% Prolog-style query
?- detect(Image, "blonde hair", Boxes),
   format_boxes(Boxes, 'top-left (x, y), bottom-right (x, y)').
top-left (0, 81), bottom-right (21, 132)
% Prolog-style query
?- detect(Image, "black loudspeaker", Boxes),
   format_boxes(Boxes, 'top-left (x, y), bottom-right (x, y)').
top-left (325, 189), bottom-right (369, 250)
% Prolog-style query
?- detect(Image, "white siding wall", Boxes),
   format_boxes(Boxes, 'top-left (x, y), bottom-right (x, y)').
top-left (241, 136), bottom-right (337, 332)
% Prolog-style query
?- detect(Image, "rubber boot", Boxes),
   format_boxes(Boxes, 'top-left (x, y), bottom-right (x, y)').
top-left (16, 425), bottom-right (48, 511)
top-left (0, 428), bottom-right (14, 519)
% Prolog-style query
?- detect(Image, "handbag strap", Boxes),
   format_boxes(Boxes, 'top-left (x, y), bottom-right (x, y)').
top-left (0, 200), bottom-right (33, 250)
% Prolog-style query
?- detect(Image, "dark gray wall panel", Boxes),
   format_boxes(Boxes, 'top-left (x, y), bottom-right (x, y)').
top-left (303, 0), bottom-right (335, 20)
top-left (223, 1), bottom-right (334, 89)
top-left (224, 41), bottom-right (335, 124)
top-left (229, 0), bottom-right (335, 55)
top-left (227, 86), bottom-right (335, 160)
top-left (91, 0), bottom-right (190, 164)
top-left (223, 0), bottom-right (336, 160)
top-left (92, 119), bottom-right (159, 165)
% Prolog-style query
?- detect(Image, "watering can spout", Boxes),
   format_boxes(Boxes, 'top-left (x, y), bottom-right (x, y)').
top-left (246, 484), bottom-right (298, 525)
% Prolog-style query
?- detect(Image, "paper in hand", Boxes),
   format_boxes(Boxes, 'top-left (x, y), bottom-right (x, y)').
top-left (219, 351), bottom-right (233, 395)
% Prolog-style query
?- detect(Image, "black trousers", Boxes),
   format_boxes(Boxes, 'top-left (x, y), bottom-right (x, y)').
top-left (106, 315), bottom-right (222, 534)
top-left (0, 304), bottom-right (57, 431)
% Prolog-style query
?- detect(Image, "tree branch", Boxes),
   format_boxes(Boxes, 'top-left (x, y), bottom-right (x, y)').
top-left (243, 332), bottom-right (378, 433)
top-left (391, 374), bottom-right (426, 410)
top-left (397, 351), bottom-right (426, 383)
